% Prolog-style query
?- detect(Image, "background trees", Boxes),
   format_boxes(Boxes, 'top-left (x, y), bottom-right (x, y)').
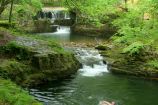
top-left (0, 0), bottom-right (11, 16)
top-left (112, 0), bottom-right (158, 56)
top-left (0, 0), bottom-right (42, 25)
top-left (64, 0), bottom-right (120, 26)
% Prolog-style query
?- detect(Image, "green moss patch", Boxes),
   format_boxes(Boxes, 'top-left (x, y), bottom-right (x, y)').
top-left (147, 60), bottom-right (158, 69)
top-left (0, 79), bottom-right (42, 105)
top-left (0, 59), bottom-right (31, 84)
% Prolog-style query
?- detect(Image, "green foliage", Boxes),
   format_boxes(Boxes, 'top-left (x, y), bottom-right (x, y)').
top-left (42, 0), bottom-right (64, 6)
top-left (1, 0), bottom-right (42, 28)
top-left (111, 0), bottom-right (158, 57)
top-left (147, 60), bottom-right (158, 69)
top-left (65, 0), bottom-right (119, 26)
top-left (0, 79), bottom-right (42, 105)
top-left (0, 20), bottom-right (14, 28)
top-left (0, 41), bottom-right (30, 60)
top-left (123, 42), bottom-right (144, 56)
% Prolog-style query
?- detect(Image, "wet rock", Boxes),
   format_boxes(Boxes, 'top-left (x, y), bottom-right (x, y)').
top-left (33, 20), bottom-right (54, 33)
top-left (107, 57), bottom-right (158, 79)
top-left (71, 24), bottom-right (116, 37)
top-left (95, 45), bottom-right (110, 50)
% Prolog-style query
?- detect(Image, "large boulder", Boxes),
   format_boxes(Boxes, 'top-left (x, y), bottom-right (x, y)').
top-left (0, 36), bottom-right (81, 87)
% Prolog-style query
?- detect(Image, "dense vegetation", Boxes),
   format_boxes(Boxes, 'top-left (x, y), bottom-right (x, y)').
top-left (65, 0), bottom-right (120, 26)
top-left (1, 0), bottom-right (158, 104)
top-left (0, 0), bottom-right (42, 31)
top-left (61, 0), bottom-right (158, 76)
top-left (111, 0), bottom-right (158, 67)
top-left (0, 79), bottom-right (42, 105)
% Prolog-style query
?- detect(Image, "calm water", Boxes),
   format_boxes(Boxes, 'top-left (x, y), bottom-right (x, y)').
top-left (37, 26), bottom-right (106, 44)
top-left (30, 27), bottom-right (158, 105)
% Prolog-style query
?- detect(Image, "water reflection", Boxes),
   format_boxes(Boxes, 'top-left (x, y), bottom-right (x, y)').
top-left (38, 26), bottom-right (106, 44)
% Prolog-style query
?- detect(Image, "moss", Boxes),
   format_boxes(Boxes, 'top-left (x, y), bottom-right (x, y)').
top-left (33, 20), bottom-right (52, 33)
top-left (0, 21), bottom-right (15, 28)
top-left (0, 41), bottom-right (29, 58)
top-left (23, 73), bottom-right (48, 87)
top-left (0, 59), bottom-right (32, 84)
top-left (100, 42), bottom-right (158, 79)
top-left (147, 60), bottom-right (158, 69)
top-left (95, 44), bottom-right (110, 50)
top-left (0, 79), bottom-right (42, 105)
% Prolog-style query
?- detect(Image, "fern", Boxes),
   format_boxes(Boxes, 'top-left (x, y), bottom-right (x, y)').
top-left (147, 60), bottom-right (158, 69)
top-left (123, 42), bottom-right (144, 56)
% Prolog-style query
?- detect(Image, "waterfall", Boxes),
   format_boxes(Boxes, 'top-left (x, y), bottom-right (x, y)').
top-left (55, 26), bottom-right (70, 34)
top-left (75, 48), bottom-right (108, 76)
top-left (37, 10), bottom-right (70, 22)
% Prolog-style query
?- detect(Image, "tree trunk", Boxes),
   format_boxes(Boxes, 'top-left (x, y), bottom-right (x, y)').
top-left (0, 7), bottom-right (5, 16)
top-left (124, 0), bottom-right (127, 8)
top-left (9, 0), bottom-right (14, 23)
top-left (0, 0), bottom-right (11, 16)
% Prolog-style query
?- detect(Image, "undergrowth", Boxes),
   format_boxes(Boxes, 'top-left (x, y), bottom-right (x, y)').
top-left (0, 79), bottom-right (42, 105)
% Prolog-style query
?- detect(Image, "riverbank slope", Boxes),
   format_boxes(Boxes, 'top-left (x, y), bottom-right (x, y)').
top-left (0, 27), bottom-right (81, 104)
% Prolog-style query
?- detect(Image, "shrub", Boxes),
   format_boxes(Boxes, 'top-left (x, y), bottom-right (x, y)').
top-left (147, 60), bottom-right (158, 69)
top-left (123, 42), bottom-right (144, 56)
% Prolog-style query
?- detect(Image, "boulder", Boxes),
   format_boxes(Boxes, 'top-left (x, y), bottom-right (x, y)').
top-left (0, 36), bottom-right (81, 87)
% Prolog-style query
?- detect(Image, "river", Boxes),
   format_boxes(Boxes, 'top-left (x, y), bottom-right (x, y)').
top-left (29, 26), bottom-right (158, 105)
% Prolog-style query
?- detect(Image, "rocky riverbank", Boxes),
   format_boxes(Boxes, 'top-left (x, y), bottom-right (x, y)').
top-left (96, 43), bottom-right (158, 80)
top-left (71, 24), bottom-right (116, 37)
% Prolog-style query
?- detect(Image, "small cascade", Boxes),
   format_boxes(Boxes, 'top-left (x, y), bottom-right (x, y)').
top-left (54, 26), bottom-right (70, 34)
top-left (37, 9), bottom-right (70, 23)
top-left (75, 48), bottom-right (108, 76)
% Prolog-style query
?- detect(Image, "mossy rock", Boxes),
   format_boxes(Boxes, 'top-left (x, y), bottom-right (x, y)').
top-left (34, 20), bottom-right (52, 33)
top-left (0, 35), bottom-right (81, 87)
top-left (0, 59), bottom-right (32, 84)
top-left (95, 45), bottom-right (110, 50)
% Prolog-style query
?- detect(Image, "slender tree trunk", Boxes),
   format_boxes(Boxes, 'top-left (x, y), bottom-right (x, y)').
top-left (124, 0), bottom-right (127, 8)
top-left (9, 0), bottom-right (14, 23)
top-left (0, 0), bottom-right (11, 16)
top-left (0, 7), bottom-right (5, 16)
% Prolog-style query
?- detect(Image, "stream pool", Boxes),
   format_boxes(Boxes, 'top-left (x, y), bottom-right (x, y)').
top-left (30, 27), bottom-right (158, 105)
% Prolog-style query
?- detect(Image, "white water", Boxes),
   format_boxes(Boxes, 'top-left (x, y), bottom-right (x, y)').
top-left (75, 48), bottom-right (108, 77)
top-left (55, 26), bottom-right (70, 34)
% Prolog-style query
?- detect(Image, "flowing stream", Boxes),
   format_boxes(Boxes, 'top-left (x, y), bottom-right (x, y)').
top-left (30, 26), bottom-right (158, 105)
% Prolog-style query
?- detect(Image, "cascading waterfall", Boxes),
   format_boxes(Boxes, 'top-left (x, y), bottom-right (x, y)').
top-left (37, 10), bottom-right (70, 22)
top-left (75, 48), bottom-right (108, 76)
top-left (55, 26), bottom-right (70, 34)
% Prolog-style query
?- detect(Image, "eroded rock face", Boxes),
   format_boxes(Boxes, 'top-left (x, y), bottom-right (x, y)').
top-left (71, 24), bottom-right (116, 37)
top-left (0, 36), bottom-right (81, 87)
top-left (107, 58), bottom-right (158, 79)
top-left (98, 44), bottom-right (158, 80)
